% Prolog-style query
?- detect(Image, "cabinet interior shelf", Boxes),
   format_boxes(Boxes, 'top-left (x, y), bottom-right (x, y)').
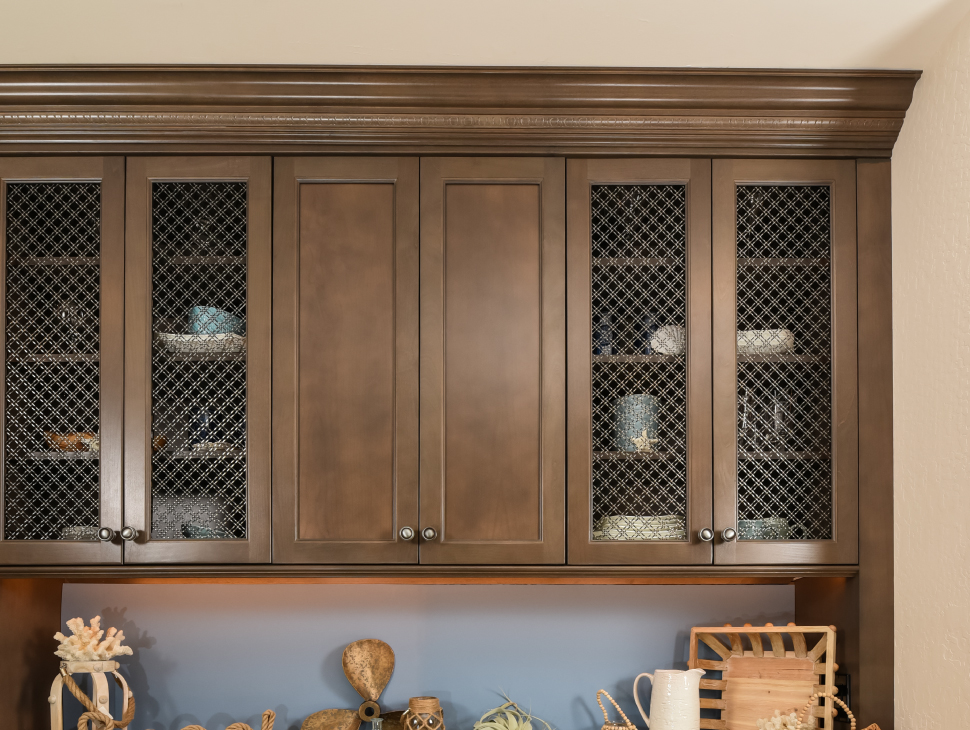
top-left (154, 450), bottom-right (245, 460)
top-left (739, 450), bottom-right (830, 461)
top-left (737, 353), bottom-right (828, 363)
top-left (593, 450), bottom-right (680, 461)
top-left (15, 452), bottom-right (99, 461)
top-left (160, 352), bottom-right (245, 362)
top-left (593, 354), bottom-right (683, 363)
top-left (737, 257), bottom-right (829, 267)
top-left (160, 256), bottom-right (246, 266)
top-left (6, 256), bottom-right (100, 267)
top-left (592, 257), bottom-right (681, 267)
top-left (7, 354), bottom-right (99, 363)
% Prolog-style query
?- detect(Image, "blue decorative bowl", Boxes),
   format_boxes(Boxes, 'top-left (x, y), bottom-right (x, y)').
top-left (188, 305), bottom-right (244, 335)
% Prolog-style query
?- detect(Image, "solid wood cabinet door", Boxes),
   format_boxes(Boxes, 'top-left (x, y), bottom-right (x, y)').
top-left (273, 158), bottom-right (419, 563)
top-left (566, 159), bottom-right (714, 565)
top-left (124, 157), bottom-right (272, 563)
top-left (420, 157), bottom-right (566, 564)
top-left (712, 159), bottom-right (858, 564)
top-left (0, 158), bottom-right (124, 565)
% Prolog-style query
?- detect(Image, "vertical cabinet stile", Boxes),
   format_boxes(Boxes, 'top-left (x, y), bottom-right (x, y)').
top-left (123, 157), bottom-right (272, 564)
top-left (567, 159), bottom-right (713, 565)
top-left (712, 160), bottom-right (858, 565)
top-left (0, 158), bottom-right (124, 565)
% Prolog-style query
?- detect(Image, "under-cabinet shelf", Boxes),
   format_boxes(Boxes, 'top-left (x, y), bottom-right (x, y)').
top-left (592, 256), bottom-right (680, 267)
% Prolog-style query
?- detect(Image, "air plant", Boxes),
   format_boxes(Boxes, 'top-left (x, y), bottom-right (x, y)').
top-left (473, 697), bottom-right (554, 730)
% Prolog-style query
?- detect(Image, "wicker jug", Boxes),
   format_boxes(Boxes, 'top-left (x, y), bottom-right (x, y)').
top-left (797, 692), bottom-right (881, 730)
top-left (596, 690), bottom-right (636, 730)
top-left (401, 696), bottom-right (445, 730)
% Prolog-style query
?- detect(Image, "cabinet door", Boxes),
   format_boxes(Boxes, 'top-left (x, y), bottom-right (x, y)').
top-left (567, 159), bottom-right (713, 564)
top-left (273, 158), bottom-right (419, 563)
top-left (0, 158), bottom-right (124, 565)
top-left (713, 160), bottom-right (858, 564)
top-left (420, 157), bottom-right (565, 564)
top-left (124, 158), bottom-right (272, 563)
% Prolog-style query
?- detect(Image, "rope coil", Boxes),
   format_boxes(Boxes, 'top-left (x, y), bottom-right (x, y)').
top-left (61, 672), bottom-right (135, 730)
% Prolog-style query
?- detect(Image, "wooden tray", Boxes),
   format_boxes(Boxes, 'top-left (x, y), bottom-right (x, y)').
top-left (688, 624), bottom-right (837, 730)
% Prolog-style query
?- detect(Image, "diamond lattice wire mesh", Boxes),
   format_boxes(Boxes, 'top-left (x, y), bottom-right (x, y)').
top-left (735, 185), bottom-right (833, 540)
top-left (150, 182), bottom-right (248, 540)
top-left (589, 185), bottom-right (688, 541)
top-left (4, 182), bottom-right (101, 540)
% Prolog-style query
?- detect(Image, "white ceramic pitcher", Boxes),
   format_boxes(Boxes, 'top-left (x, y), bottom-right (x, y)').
top-left (633, 668), bottom-right (705, 730)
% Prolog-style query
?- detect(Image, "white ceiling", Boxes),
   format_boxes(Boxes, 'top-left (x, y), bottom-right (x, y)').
top-left (1, 0), bottom-right (969, 69)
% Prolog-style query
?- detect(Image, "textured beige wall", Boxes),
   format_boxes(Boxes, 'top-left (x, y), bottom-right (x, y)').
top-left (892, 12), bottom-right (970, 728)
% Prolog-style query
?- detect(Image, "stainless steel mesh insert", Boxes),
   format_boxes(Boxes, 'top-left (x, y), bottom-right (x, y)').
top-left (590, 185), bottom-right (688, 541)
top-left (150, 182), bottom-right (248, 540)
top-left (4, 182), bottom-right (102, 540)
top-left (735, 185), bottom-right (833, 541)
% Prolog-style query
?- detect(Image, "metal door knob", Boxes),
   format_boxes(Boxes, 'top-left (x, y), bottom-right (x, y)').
top-left (97, 527), bottom-right (114, 542)
top-left (722, 527), bottom-right (738, 542)
top-left (421, 527), bottom-right (438, 541)
top-left (399, 526), bottom-right (415, 541)
top-left (119, 526), bottom-right (137, 541)
top-left (698, 527), bottom-right (714, 542)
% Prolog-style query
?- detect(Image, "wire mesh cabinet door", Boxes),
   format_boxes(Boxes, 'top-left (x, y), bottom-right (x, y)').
top-left (567, 159), bottom-right (713, 565)
top-left (0, 158), bottom-right (124, 565)
top-left (124, 158), bottom-right (271, 564)
top-left (712, 160), bottom-right (859, 565)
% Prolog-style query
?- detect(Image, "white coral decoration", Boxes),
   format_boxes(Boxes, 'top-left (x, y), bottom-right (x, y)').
top-left (755, 710), bottom-right (815, 730)
top-left (53, 616), bottom-right (133, 661)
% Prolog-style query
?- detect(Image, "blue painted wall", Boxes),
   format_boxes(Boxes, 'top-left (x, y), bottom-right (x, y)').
top-left (61, 583), bottom-right (793, 730)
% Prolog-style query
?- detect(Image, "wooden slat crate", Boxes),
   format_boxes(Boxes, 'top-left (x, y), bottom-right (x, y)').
top-left (688, 624), bottom-right (838, 730)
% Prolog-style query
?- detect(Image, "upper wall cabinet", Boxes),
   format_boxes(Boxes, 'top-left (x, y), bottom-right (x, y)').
top-left (420, 158), bottom-right (566, 564)
top-left (0, 158), bottom-right (124, 565)
top-left (124, 158), bottom-right (272, 564)
top-left (712, 160), bottom-right (858, 565)
top-left (567, 159), bottom-right (713, 565)
top-left (273, 158), bottom-right (420, 564)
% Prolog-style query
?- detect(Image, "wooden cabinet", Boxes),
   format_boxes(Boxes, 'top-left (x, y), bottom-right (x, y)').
top-left (273, 158), bottom-right (419, 564)
top-left (124, 157), bottom-right (272, 563)
top-left (568, 158), bottom-right (859, 566)
top-left (712, 160), bottom-right (858, 564)
top-left (567, 159), bottom-right (712, 565)
top-left (419, 158), bottom-right (566, 564)
top-left (0, 158), bottom-right (125, 565)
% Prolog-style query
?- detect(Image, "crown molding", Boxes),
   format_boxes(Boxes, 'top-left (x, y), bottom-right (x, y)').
top-left (0, 66), bottom-right (921, 155)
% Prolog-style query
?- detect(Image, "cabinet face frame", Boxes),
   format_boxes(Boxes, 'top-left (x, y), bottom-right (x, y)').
top-left (420, 157), bottom-right (566, 565)
top-left (712, 159), bottom-right (859, 565)
top-left (272, 157), bottom-right (420, 564)
top-left (566, 158), bottom-right (714, 565)
top-left (0, 158), bottom-right (124, 565)
top-left (124, 157), bottom-right (272, 564)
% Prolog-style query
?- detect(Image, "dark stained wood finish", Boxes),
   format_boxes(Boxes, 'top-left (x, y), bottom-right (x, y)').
top-left (712, 160), bottom-right (858, 565)
top-left (855, 159), bottom-right (894, 728)
top-left (124, 157), bottom-right (272, 563)
top-left (0, 158), bottom-right (124, 565)
top-left (0, 578), bottom-right (63, 728)
top-left (420, 157), bottom-right (565, 564)
top-left (566, 159), bottom-right (713, 564)
top-left (273, 158), bottom-right (419, 564)
top-left (0, 67), bottom-right (920, 157)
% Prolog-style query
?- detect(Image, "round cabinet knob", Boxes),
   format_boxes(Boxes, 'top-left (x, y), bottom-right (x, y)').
top-left (722, 527), bottom-right (738, 542)
top-left (399, 526), bottom-right (415, 541)
top-left (97, 527), bottom-right (114, 542)
top-left (119, 526), bottom-right (137, 541)
top-left (421, 526), bottom-right (438, 541)
top-left (698, 527), bottom-right (714, 542)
